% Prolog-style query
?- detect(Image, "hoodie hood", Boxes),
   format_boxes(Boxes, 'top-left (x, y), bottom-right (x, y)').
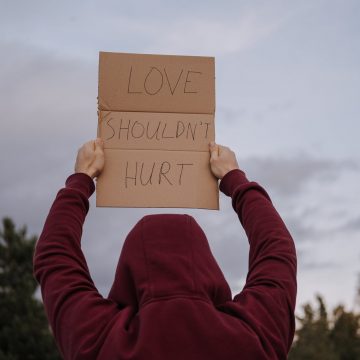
top-left (108, 214), bottom-right (231, 310)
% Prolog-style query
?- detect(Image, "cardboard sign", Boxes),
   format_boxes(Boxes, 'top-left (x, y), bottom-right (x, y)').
top-left (96, 52), bottom-right (218, 209)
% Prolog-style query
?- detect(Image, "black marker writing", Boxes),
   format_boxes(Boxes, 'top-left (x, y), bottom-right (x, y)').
top-left (105, 117), bottom-right (211, 142)
top-left (140, 162), bottom-right (155, 186)
top-left (177, 163), bottom-right (194, 185)
top-left (123, 161), bottom-right (194, 188)
top-left (125, 161), bottom-right (137, 188)
top-left (106, 118), bottom-right (115, 140)
top-left (164, 68), bottom-right (183, 95)
top-left (144, 67), bottom-right (163, 95)
top-left (127, 66), bottom-right (142, 94)
top-left (126, 66), bottom-right (202, 95)
top-left (184, 71), bottom-right (202, 93)
top-left (159, 161), bottom-right (172, 185)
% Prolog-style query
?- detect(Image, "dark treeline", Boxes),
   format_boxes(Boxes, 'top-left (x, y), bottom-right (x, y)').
top-left (289, 294), bottom-right (360, 359)
top-left (1, 217), bottom-right (359, 359)
top-left (0, 218), bottom-right (61, 360)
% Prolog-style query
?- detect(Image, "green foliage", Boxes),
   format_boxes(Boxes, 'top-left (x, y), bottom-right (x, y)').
top-left (0, 217), bottom-right (61, 360)
top-left (289, 295), bottom-right (360, 360)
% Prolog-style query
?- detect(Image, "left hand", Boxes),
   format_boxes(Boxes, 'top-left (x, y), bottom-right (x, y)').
top-left (209, 142), bottom-right (239, 179)
top-left (74, 138), bottom-right (105, 179)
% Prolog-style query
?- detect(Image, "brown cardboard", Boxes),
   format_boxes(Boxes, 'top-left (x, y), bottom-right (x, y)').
top-left (96, 149), bottom-right (219, 209)
top-left (96, 51), bottom-right (218, 209)
top-left (98, 52), bottom-right (215, 114)
top-left (98, 111), bottom-right (215, 151)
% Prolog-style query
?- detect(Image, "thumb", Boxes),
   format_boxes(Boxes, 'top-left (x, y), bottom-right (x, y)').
top-left (209, 141), bottom-right (219, 160)
top-left (95, 138), bottom-right (104, 152)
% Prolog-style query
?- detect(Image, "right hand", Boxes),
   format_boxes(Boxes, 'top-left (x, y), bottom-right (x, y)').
top-left (74, 138), bottom-right (105, 179)
top-left (209, 142), bottom-right (239, 179)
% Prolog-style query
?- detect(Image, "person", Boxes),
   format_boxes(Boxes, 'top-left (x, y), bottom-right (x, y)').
top-left (34, 139), bottom-right (297, 360)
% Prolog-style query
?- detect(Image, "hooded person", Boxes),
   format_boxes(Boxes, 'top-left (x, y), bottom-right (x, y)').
top-left (34, 139), bottom-right (297, 360)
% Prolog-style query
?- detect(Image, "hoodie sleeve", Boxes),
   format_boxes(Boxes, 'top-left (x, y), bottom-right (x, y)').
top-left (219, 169), bottom-right (297, 358)
top-left (33, 173), bottom-right (120, 360)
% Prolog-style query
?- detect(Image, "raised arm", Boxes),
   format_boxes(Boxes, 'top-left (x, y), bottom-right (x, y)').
top-left (33, 139), bottom-right (121, 359)
top-left (209, 142), bottom-right (297, 358)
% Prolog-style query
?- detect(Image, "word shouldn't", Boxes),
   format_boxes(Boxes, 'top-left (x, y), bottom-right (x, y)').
top-left (124, 161), bottom-right (194, 188)
top-left (127, 66), bottom-right (202, 95)
top-left (105, 117), bottom-right (211, 141)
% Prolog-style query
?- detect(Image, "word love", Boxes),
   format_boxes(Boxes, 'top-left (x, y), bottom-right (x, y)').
top-left (105, 117), bottom-right (211, 142)
top-left (124, 161), bottom-right (194, 188)
top-left (127, 66), bottom-right (202, 96)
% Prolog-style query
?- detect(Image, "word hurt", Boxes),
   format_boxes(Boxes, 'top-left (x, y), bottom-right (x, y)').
top-left (124, 161), bottom-right (194, 188)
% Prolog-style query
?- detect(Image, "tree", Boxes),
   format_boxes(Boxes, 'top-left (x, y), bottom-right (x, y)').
top-left (0, 217), bottom-right (61, 360)
top-left (289, 295), bottom-right (360, 360)
top-left (331, 305), bottom-right (360, 360)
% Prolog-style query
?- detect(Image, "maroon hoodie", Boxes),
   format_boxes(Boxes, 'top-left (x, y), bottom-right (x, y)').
top-left (34, 169), bottom-right (297, 360)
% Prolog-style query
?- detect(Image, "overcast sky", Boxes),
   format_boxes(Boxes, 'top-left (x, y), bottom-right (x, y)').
top-left (1, 0), bottom-right (359, 314)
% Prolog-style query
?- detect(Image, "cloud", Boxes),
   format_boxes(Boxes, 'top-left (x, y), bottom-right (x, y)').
top-left (0, 41), bottom-right (97, 234)
top-left (148, 2), bottom-right (318, 56)
top-left (337, 217), bottom-right (360, 233)
top-left (300, 260), bottom-right (340, 271)
top-left (241, 155), bottom-right (359, 198)
top-left (151, 15), bottom-right (279, 56)
top-left (283, 214), bottom-right (319, 243)
top-left (0, 1), bottom-right (316, 59)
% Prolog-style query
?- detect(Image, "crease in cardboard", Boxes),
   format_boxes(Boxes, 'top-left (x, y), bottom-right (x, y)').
top-left (101, 148), bottom-right (211, 153)
top-left (98, 97), bottom-right (112, 111)
top-left (98, 111), bottom-right (112, 124)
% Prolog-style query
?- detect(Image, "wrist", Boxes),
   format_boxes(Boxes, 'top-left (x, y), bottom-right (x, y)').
top-left (75, 165), bottom-right (99, 179)
top-left (221, 166), bottom-right (240, 179)
top-left (75, 170), bottom-right (95, 179)
top-left (66, 173), bottom-right (95, 198)
top-left (219, 169), bottom-right (248, 197)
